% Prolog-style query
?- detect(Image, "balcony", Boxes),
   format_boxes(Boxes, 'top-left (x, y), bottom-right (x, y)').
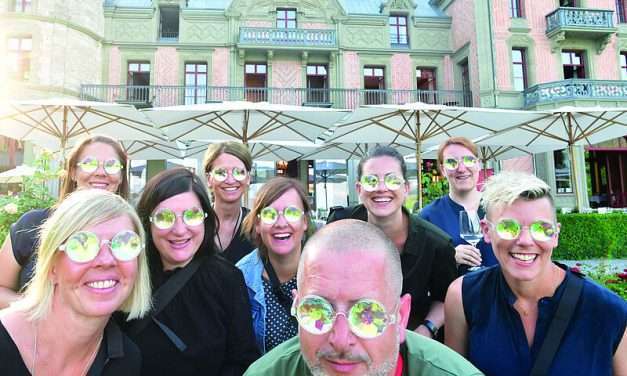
top-left (523, 79), bottom-right (627, 108)
top-left (238, 27), bottom-right (336, 49)
top-left (80, 85), bottom-right (471, 109)
top-left (545, 7), bottom-right (616, 53)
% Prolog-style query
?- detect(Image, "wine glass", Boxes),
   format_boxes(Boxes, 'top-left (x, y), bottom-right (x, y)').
top-left (459, 211), bottom-right (482, 271)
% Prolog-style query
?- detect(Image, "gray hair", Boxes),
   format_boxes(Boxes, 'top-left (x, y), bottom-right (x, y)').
top-left (297, 219), bottom-right (402, 297)
top-left (481, 171), bottom-right (554, 219)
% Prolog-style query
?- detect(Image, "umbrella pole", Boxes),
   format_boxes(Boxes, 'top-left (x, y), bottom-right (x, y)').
top-left (568, 143), bottom-right (581, 211)
top-left (415, 112), bottom-right (422, 210)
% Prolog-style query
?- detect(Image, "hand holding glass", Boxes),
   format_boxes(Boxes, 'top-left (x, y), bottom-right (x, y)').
top-left (459, 211), bottom-right (482, 270)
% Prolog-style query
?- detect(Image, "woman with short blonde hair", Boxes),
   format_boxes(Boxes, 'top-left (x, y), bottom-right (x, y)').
top-left (0, 189), bottom-right (151, 375)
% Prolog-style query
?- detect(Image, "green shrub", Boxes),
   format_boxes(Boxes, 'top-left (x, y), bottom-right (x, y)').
top-left (554, 213), bottom-right (627, 260)
top-left (0, 151), bottom-right (60, 244)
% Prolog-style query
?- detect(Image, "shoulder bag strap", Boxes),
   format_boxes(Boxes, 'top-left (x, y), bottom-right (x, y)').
top-left (529, 274), bottom-right (584, 376)
top-left (128, 257), bottom-right (202, 337)
top-left (262, 257), bottom-right (297, 323)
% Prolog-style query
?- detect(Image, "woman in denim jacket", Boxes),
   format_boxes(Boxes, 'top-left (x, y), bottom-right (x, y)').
top-left (237, 177), bottom-right (312, 354)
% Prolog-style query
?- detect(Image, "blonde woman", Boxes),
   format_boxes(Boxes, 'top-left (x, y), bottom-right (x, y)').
top-left (0, 135), bottom-right (130, 308)
top-left (0, 189), bottom-right (151, 375)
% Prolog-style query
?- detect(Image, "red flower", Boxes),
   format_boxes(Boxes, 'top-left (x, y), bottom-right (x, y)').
top-left (570, 266), bottom-right (581, 273)
top-left (618, 272), bottom-right (627, 280)
top-left (605, 279), bottom-right (619, 284)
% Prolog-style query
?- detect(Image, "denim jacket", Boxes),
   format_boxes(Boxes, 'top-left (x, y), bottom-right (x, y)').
top-left (236, 249), bottom-right (266, 354)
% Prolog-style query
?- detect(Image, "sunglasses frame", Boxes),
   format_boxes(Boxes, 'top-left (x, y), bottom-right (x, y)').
top-left (487, 218), bottom-right (558, 242)
top-left (442, 155), bottom-right (478, 171)
top-left (150, 207), bottom-right (207, 230)
top-left (359, 173), bottom-right (405, 192)
top-left (76, 157), bottom-right (123, 175)
top-left (209, 167), bottom-right (249, 182)
top-left (58, 230), bottom-right (143, 263)
top-left (291, 294), bottom-right (398, 339)
top-left (258, 205), bottom-right (304, 225)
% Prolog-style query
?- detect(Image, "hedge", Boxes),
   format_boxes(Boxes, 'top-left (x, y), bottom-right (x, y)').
top-left (554, 213), bottom-right (627, 260)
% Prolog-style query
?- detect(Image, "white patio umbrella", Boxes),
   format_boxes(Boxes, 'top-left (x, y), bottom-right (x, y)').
top-left (142, 101), bottom-right (350, 144)
top-left (297, 142), bottom-right (415, 160)
top-left (476, 106), bottom-right (627, 209)
top-left (0, 99), bottom-right (166, 158)
top-left (182, 140), bottom-right (317, 162)
top-left (329, 102), bottom-right (549, 208)
top-left (0, 165), bottom-right (35, 184)
top-left (120, 140), bottom-right (187, 160)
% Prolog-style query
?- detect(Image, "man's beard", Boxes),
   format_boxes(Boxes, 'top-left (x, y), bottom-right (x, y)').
top-left (304, 331), bottom-right (400, 376)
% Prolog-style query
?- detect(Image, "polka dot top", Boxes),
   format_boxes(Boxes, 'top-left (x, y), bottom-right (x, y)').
top-left (262, 276), bottom-right (298, 352)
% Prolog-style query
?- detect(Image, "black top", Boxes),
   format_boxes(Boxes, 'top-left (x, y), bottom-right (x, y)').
top-left (9, 208), bottom-right (51, 289)
top-left (125, 255), bottom-right (259, 375)
top-left (0, 319), bottom-right (141, 376)
top-left (221, 207), bottom-right (255, 264)
top-left (328, 205), bottom-right (457, 331)
top-left (262, 277), bottom-right (298, 352)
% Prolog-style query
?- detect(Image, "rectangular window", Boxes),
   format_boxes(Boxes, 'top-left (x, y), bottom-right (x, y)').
top-left (459, 59), bottom-right (472, 106)
top-left (245, 63), bottom-right (267, 102)
top-left (509, 0), bottom-right (524, 18)
top-left (12, 0), bottom-right (31, 12)
top-left (562, 50), bottom-right (585, 79)
top-left (389, 15), bottom-right (408, 45)
top-left (127, 62), bottom-right (151, 102)
top-left (416, 67), bottom-right (437, 104)
top-left (184, 63), bottom-right (207, 105)
top-left (306, 65), bottom-right (329, 103)
top-left (554, 149), bottom-right (573, 194)
top-left (8, 36), bottom-right (32, 80)
top-left (621, 52), bottom-right (627, 80)
top-left (159, 6), bottom-right (179, 40)
top-left (276, 8), bottom-right (296, 29)
top-left (511, 48), bottom-right (528, 91)
top-left (617, 0), bottom-right (627, 23)
top-left (363, 66), bottom-right (385, 105)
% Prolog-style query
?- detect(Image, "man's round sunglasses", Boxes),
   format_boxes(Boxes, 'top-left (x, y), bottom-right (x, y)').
top-left (442, 155), bottom-right (477, 171)
top-left (58, 230), bottom-right (143, 263)
top-left (258, 206), bottom-right (304, 225)
top-left (292, 295), bottom-right (397, 339)
top-left (209, 167), bottom-right (248, 182)
top-left (487, 218), bottom-right (558, 242)
top-left (359, 173), bottom-right (405, 192)
top-left (150, 207), bottom-right (207, 230)
top-left (77, 157), bottom-right (123, 175)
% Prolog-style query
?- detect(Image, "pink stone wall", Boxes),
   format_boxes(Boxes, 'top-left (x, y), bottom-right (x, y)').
top-left (447, 0), bottom-right (481, 104)
top-left (301, 23), bottom-right (332, 29)
top-left (244, 20), bottom-right (273, 27)
top-left (271, 60), bottom-right (302, 88)
top-left (155, 47), bottom-right (178, 86)
top-left (501, 155), bottom-right (533, 173)
top-left (212, 48), bottom-right (229, 86)
top-left (108, 46), bottom-right (120, 85)
top-left (595, 39), bottom-right (618, 79)
top-left (343, 52), bottom-right (360, 89)
top-left (443, 55), bottom-right (454, 90)
top-left (390, 53), bottom-right (413, 90)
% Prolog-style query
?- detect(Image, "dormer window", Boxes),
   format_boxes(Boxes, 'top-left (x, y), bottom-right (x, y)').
top-left (276, 8), bottom-right (296, 29)
top-left (389, 15), bottom-right (408, 46)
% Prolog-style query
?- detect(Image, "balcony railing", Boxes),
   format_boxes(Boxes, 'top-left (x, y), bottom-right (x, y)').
top-left (80, 85), bottom-right (472, 109)
top-left (239, 27), bottom-right (336, 48)
top-left (159, 30), bottom-right (179, 41)
top-left (546, 7), bottom-right (615, 35)
top-left (523, 79), bottom-right (627, 107)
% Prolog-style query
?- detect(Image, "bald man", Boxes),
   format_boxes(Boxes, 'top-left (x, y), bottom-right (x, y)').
top-left (244, 220), bottom-right (481, 376)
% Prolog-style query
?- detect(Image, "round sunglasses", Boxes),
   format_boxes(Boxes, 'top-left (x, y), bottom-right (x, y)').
top-left (58, 230), bottom-right (143, 263)
top-left (292, 295), bottom-right (397, 339)
top-left (150, 207), bottom-right (207, 230)
top-left (442, 155), bottom-right (477, 171)
top-left (77, 157), bottom-right (123, 175)
top-left (209, 167), bottom-right (248, 182)
top-left (359, 173), bottom-right (405, 192)
top-left (487, 218), bottom-right (558, 242)
top-left (258, 206), bottom-right (304, 225)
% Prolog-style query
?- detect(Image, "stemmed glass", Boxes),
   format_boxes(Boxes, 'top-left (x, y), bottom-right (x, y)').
top-left (459, 211), bottom-right (482, 271)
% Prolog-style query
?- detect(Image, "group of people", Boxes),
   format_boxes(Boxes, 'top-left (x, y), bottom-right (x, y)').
top-left (0, 134), bottom-right (624, 376)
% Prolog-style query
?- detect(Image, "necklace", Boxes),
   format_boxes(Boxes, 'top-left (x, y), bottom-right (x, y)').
top-left (216, 207), bottom-right (242, 252)
top-left (31, 322), bottom-right (103, 376)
